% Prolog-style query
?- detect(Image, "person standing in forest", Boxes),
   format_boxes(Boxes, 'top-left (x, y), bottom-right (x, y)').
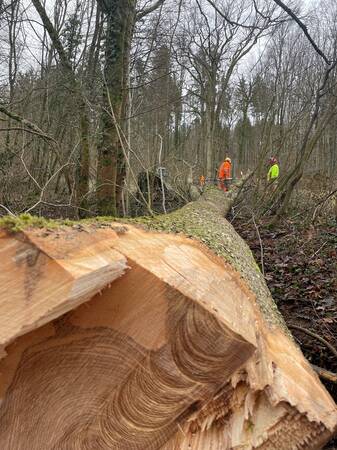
top-left (267, 157), bottom-right (279, 186)
top-left (218, 157), bottom-right (232, 192)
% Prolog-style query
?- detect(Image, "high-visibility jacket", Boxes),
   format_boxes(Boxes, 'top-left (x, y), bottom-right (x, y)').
top-left (267, 163), bottom-right (279, 181)
top-left (219, 161), bottom-right (231, 179)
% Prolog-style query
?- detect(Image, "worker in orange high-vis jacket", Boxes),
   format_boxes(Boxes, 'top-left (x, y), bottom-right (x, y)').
top-left (218, 157), bottom-right (232, 192)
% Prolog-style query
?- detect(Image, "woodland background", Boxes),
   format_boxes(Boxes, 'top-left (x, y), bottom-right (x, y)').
top-left (0, 0), bottom-right (336, 218)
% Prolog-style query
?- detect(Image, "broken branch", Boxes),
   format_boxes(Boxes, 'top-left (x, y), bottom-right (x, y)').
top-left (289, 324), bottom-right (337, 359)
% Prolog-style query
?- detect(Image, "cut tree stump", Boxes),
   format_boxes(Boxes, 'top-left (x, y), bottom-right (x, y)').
top-left (0, 180), bottom-right (336, 449)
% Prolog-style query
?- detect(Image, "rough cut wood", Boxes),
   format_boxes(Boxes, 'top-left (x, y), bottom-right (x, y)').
top-left (0, 226), bottom-right (127, 358)
top-left (0, 181), bottom-right (336, 449)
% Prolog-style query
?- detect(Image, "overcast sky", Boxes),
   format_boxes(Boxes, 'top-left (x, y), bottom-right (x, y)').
top-left (0, 0), bottom-right (324, 84)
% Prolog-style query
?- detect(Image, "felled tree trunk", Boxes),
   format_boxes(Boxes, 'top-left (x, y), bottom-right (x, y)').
top-left (0, 179), bottom-right (336, 449)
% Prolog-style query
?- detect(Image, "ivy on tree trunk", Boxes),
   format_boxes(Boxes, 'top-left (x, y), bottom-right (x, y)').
top-left (96, 0), bottom-right (136, 216)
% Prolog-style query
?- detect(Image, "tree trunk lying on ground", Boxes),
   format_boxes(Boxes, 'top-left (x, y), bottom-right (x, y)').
top-left (0, 179), bottom-right (336, 449)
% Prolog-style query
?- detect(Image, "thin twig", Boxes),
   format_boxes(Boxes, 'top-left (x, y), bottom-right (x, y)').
top-left (0, 204), bottom-right (16, 216)
top-left (136, 0), bottom-right (166, 20)
top-left (312, 188), bottom-right (337, 223)
top-left (309, 241), bottom-right (328, 260)
top-left (20, 133), bottom-right (42, 191)
top-left (0, 127), bottom-right (56, 140)
top-left (311, 364), bottom-right (337, 384)
top-left (239, 205), bottom-right (265, 276)
top-left (24, 142), bottom-right (78, 214)
top-left (289, 324), bottom-right (337, 359)
top-left (156, 133), bottom-right (166, 214)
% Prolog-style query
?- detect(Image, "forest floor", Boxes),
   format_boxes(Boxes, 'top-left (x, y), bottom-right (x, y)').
top-left (233, 214), bottom-right (337, 449)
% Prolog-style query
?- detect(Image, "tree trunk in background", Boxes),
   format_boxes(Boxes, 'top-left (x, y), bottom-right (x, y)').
top-left (5, 0), bottom-right (19, 151)
top-left (205, 110), bottom-right (215, 178)
top-left (77, 102), bottom-right (90, 212)
top-left (31, 0), bottom-right (90, 214)
top-left (271, 94), bottom-right (337, 219)
top-left (96, 0), bottom-right (136, 216)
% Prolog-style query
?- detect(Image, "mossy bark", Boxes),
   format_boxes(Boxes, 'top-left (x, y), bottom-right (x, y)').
top-left (96, 0), bottom-right (136, 216)
top-left (130, 183), bottom-right (286, 331)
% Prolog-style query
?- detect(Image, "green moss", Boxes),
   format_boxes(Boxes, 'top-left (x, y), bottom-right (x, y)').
top-left (0, 214), bottom-right (51, 232)
top-left (0, 214), bottom-right (79, 232)
top-left (0, 212), bottom-right (125, 233)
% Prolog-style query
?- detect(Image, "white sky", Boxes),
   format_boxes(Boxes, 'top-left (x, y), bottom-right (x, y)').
top-left (0, 0), bottom-right (326, 85)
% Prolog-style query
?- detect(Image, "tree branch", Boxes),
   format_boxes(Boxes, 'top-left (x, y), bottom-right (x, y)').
top-left (271, 0), bottom-right (331, 65)
top-left (289, 324), bottom-right (337, 359)
top-left (311, 365), bottom-right (337, 384)
top-left (204, 0), bottom-right (269, 30)
top-left (0, 106), bottom-right (57, 143)
top-left (136, 0), bottom-right (166, 20)
top-left (31, 0), bottom-right (72, 72)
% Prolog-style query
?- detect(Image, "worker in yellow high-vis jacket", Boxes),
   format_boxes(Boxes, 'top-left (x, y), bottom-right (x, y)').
top-left (267, 157), bottom-right (279, 183)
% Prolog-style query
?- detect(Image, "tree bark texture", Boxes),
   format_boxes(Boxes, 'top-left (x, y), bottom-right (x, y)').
top-left (96, 0), bottom-right (136, 215)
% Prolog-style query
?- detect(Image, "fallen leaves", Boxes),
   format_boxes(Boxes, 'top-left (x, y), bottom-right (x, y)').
top-left (234, 216), bottom-right (337, 413)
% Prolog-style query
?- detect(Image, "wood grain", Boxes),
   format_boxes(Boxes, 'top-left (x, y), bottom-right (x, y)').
top-left (0, 227), bottom-right (127, 356)
top-left (0, 224), bottom-right (256, 449)
top-left (0, 222), bottom-right (336, 449)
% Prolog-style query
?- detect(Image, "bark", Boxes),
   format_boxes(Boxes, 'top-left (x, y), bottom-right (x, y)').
top-left (95, 0), bottom-right (167, 215)
top-left (205, 109), bottom-right (215, 178)
top-left (0, 180), bottom-right (336, 449)
top-left (96, 0), bottom-right (136, 215)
